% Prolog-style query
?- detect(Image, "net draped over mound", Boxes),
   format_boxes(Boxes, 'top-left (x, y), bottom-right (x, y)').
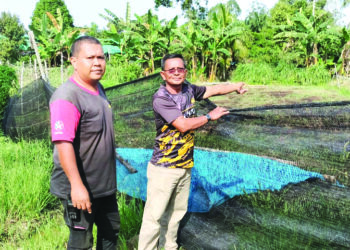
top-left (116, 147), bottom-right (323, 212)
top-left (3, 74), bottom-right (350, 248)
top-left (3, 74), bottom-right (350, 190)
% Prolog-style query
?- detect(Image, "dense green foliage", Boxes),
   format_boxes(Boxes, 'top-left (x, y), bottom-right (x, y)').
top-left (102, 57), bottom-right (143, 88)
top-left (0, 138), bottom-right (56, 244)
top-left (95, 0), bottom-right (349, 83)
top-left (0, 12), bottom-right (26, 63)
top-left (30, 0), bottom-right (73, 36)
top-left (0, 137), bottom-right (145, 249)
top-left (155, 0), bottom-right (199, 10)
top-left (29, 0), bottom-right (78, 66)
top-left (1, 0), bottom-right (348, 84)
top-left (0, 65), bottom-right (17, 122)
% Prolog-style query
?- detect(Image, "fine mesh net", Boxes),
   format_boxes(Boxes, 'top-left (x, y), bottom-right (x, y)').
top-left (3, 78), bottom-right (55, 140)
top-left (2, 74), bottom-right (350, 248)
top-left (105, 74), bottom-right (162, 149)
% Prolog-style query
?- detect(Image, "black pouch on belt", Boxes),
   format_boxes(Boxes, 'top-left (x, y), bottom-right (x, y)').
top-left (63, 198), bottom-right (91, 230)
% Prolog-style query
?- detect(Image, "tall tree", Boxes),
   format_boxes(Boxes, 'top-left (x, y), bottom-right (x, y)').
top-left (0, 12), bottom-right (25, 63)
top-left (174, 19), bottom-right (208, 78)
top-left (245, 4), bottom-right (268, 33)
top-left (30, 0), bottom-right (74, 35)
top-left (46, 9), bottom-right (79, 64)
top-left (156, 0), bottom-right (208, 20)
top-left (155, 0), bottom-right (199, 10)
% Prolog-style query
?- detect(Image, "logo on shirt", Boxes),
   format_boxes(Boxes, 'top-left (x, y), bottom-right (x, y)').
top-left (183, 98), bottom-right (196, 118)
top-left (54, 120), bottom-right (64, 131)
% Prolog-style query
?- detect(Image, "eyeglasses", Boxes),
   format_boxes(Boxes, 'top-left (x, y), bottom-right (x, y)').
top-left (163, 67), bottom-right (186, 74)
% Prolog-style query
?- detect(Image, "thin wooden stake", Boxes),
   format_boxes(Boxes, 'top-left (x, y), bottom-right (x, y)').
top-left (28, 31), bottom-right (46, 81)
top-left (44, 60), bottom-right (49, 83)
top-left (61, 51), bottom-right (64, 84)
top-left (34, 59), bottom-right (38, 79)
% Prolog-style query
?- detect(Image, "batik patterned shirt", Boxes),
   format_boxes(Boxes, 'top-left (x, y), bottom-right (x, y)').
top-left (150, 82), bottom-right (206, 168)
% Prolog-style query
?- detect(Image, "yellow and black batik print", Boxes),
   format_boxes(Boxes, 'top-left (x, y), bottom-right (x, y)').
top-left (155, 123), bottom-right (195, 168)
top-left (150, 83), bottom-right (207, 169)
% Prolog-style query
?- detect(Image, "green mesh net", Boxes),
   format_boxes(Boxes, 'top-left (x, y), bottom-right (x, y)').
top-left (2, 74), bottom-right (350, 248)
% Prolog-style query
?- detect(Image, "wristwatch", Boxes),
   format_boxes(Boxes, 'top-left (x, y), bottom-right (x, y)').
top-left (205, 113), bottom-right (211, 121)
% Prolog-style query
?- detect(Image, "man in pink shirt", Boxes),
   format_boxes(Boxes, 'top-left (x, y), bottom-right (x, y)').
top-left (50, 36), bottom-right (119, 249)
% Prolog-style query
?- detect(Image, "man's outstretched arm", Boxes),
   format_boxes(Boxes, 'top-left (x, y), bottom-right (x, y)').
top-left (203, 82), bottom-right (247, 99)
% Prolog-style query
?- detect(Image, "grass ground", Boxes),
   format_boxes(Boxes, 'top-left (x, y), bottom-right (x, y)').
top-left (0, 137), bottom-right (144, 249)
top-left (196, 79), bottom-right (350, 109)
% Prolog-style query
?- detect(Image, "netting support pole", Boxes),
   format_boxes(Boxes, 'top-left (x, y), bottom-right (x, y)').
top-left (28, 31), bottom-right (47, 81)
top-left (61, 52), bottom-right (64, 85)
top-left (20, 62), bottom-right (24, 89)
top-left (29, 57), bottom-right (34, 79)
top-left (34, 59), bottom-right (38, 79)
top-left (44, 60), bottom-right (49, 84)
top-left (20, 61), bottom-right (24, 114)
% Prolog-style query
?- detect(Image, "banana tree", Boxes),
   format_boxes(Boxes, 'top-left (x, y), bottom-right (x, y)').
top-left (32, 13), bottom-right (56, 65)
top-left (34, 8), bottom-right (78, 67)
top-left (205, 2), bottom-right (246, 80)
top-left (162, 15), bottom-right (178, 53)
top-left (274, 10), bottom-right (340, 66)
top-left (133, 10), bottom-right (167, 73)
top-left (101, 8), bottom-right (137, 63)
top-left (174, 19), bottom-right (208, 79)
top-left (46, 9), bottom-right (79, 65)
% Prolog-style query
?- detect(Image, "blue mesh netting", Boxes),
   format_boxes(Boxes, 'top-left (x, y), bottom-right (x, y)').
top-left (116, 147), bottom-right (324, 212)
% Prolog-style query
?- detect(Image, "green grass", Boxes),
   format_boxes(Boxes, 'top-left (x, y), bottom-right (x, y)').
top-left (118, 193), bottom-right (144, 250)
top-left (0, 137), bottom-right (57, 244)
top-left (232, 62), bottom-right (331, 86)
top-left (0, 137), bottom-right (145, 249)
top-left (3, 210), bottom-right (69, 250)
top-left (239, 184), bottom-right (350, 223)
top-left (102, 57), bottom-right (143, 88)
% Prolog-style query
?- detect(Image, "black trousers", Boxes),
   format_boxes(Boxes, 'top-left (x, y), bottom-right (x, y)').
top-left (61, 194), bottom-right (120, 250)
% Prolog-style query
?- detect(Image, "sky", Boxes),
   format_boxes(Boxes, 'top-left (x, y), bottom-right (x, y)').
top-left (0, 0), bottom-right (349, 30)
top-left (0, 0), bottom-right (279, 29)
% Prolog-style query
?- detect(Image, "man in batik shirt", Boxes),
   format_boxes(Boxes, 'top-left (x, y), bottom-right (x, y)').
top-left (138, 53), bottom-right (247, 250)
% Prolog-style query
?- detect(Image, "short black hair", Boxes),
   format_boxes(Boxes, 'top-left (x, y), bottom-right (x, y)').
top-left (70, 36), bottom-right (102, 57)
top-left (161, 54), bottom-right (186, 70)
